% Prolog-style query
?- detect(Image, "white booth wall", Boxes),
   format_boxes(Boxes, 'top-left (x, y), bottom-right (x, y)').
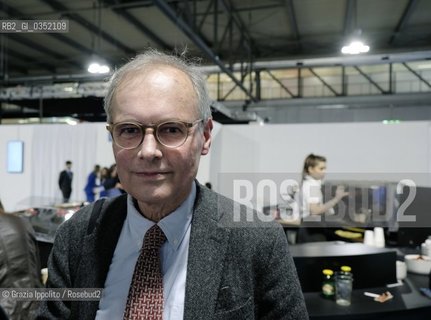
top-left (212, 121), bottom-right (431, 207)
top-left (0, 120), bottom-right (430, 212)
top-left (0, 123), bottom-right (114, 211)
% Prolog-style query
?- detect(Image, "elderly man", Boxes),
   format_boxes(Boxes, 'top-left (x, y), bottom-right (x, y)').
top-left (38, 49), bottom-right (308, 319)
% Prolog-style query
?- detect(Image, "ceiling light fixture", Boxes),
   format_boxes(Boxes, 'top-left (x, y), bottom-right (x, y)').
top-left (88, 62), bottom-right (110, 74)
top-left (341, 40), bottom-right (370, 55)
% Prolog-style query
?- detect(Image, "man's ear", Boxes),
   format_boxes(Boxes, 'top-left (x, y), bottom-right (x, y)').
top-left (201, 118), bottom-right (213, 156)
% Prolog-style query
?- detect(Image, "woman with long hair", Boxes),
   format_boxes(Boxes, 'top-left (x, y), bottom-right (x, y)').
top-left (300, 153), bottom-right (348, 218)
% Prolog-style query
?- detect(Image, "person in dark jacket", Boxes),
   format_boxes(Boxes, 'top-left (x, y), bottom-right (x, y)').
top-left (58, 161), bottom-right (73, 203)
top-left (0, 207), bottom-right (42, 320)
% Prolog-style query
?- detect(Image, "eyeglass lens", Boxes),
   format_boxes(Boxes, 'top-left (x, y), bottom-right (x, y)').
top-left (113, 122), bottom-right (189, 148)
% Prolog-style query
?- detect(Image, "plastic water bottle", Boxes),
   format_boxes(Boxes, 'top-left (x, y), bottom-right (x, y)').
top-left (335, 266), bottom-right (353, 306)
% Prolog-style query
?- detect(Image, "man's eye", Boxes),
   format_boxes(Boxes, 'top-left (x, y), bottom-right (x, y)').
top-left (118, 125), bottom-right (140, 135)
top-left (159, 124), bottom-right (185, 135)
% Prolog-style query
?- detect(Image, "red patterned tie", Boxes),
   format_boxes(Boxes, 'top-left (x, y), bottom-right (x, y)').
top-left (123, 224), bottom-right (166, 320)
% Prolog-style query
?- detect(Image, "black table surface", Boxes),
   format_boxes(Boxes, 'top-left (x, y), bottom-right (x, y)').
top-left (304, 272), bottom-right (431, 320)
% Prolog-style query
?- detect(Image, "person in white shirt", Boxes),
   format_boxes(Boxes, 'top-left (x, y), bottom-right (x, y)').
top-left (300, 154), bottom-right (348, 219)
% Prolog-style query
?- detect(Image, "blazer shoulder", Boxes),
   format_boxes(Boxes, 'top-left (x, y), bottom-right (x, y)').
top-left (58, 195), bottom-right (127, 236)
top-left (196, 184), bottom-right (282, 233)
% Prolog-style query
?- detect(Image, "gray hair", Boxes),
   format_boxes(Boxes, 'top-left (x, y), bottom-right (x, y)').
top-left (104, 49), bottom-right (212, 123)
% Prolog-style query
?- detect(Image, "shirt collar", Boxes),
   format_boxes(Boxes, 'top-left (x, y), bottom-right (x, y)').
top-left (126, 183), bottom-right (195, 251)
top-left (304, 175), bottom-right (322, 186)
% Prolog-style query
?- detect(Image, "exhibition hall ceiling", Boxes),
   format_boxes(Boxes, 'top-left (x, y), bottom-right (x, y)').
top-left (1, 0), bottom-right (431, 122)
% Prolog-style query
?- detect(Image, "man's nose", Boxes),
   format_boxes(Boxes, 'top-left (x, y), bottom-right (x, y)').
top-left (138, 129), bottom-right (162, 159)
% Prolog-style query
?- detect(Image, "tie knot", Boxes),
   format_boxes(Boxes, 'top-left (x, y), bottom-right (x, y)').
top-left (143, 224), bottom-right (166, 250)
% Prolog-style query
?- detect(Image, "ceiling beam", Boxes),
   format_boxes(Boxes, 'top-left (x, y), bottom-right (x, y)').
top-left (39, 0), bottom-right (135, 55)
top-left (101, 0), bottom-right (172, 50)
top-left (4, 47), bottom-right (56, 74)
top-left (343, 0), bottom-right (356, 36)
top-left (0, 2), bottom-right (97, 55)
top-left (308, 68), bottom-right (340, 96)
top-left (218, 0), bottom-right (254, 55)
top-left (197, 0), bottom-right (215, 33)
top-left (389, 0), bottom-right (419, 45)
top-left (152, 0), bottom-right (257, 102)
top-left (353, 66), bottom-right (386, 94)
top-left (0, 61), bottom-right (28, 75)
top-left (283, 0), bottom-right (300, 44)
top-left (6, 34), bottom-right (82, 68)
top-left (114, 10), bottom-right (171, 49)
top-left (244, 92), bottom-right (431, 110)
top-left (175, 0), bottom-right (214, 49)
top-left (402, 62), bottom-right (431, 88)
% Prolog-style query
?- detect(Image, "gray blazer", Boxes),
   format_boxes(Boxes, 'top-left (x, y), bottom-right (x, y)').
top-left (37, 183), bottom-right (308, 319)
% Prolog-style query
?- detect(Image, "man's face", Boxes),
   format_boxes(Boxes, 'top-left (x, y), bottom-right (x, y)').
top-left (110, 66), bottom-right (212, 212)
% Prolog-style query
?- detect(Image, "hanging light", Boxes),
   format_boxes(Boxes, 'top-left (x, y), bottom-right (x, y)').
top-left (88, 62), bottom-right (110, 74)
top-left (341, 40), bottom-right (370, 55)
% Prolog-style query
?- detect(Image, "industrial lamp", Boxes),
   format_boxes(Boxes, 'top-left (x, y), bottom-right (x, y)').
top-left (87, 62), bottom-right (110, 74)
top-left (341, 40), bottom-right (370, 55)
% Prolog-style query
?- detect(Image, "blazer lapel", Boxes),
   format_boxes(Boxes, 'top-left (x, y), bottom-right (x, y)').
top-left (183, 186), bottom-right (231, 319)
top-left (94, 195), bottom-right (128, 287)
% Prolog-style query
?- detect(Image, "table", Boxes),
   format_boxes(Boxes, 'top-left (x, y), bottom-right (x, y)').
top-left (304, 273), bottom-right (431, 319)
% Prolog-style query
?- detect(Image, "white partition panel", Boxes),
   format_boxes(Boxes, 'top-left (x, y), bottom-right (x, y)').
top-left (1, 121), bottom-right (430, 212)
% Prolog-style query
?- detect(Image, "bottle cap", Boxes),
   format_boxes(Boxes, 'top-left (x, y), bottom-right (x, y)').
top-left (341, 265), bottom-right (351, 272)
top-left (323, 269), bottom-right (334, 276)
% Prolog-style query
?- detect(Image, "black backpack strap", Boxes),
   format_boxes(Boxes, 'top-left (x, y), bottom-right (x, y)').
top-left (87, 198), bottom-right (106, 235)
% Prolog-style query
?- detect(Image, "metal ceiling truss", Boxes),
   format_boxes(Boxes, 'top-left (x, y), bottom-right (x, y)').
top-left (6, 34), bottom-right (81, 68)
top-left (264, 69), bottom-right (296, 98)
top-left (353, 66), bottom-right (387, 94)
top-left (153, 0), bottom-right (257, 103)
top-left (238, 59), bottom-right (429, 104)
top-left (0, 2), bottom-right (91, 74)
top-left (6, 47), bottom-right (56, 73)
top-left (2, 58), bottom-right (430, 100)
top-left (39, 0), bottom-right (135, 55)
top-left (218, 0), bottom-right (255, 57)
top-left (389, 0), bottom-right (419, 45)
top-left (102, 0), bottom-right (172, 50)
top-left (402, 62), bottom-right (431, 89)
top-left (343, 0), bottom-right (356, 37)
top-left (283, 0), bottom-right (300, 51)
top-left (1, 57), bottom-right (431, 123)
top-left (308, 68), bottom-right (341, 96)
top-left (1, 0), bottom-right (430, 123)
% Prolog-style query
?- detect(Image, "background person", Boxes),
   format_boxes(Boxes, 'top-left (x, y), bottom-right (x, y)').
top-left (297, 154), bottom-right (349, 242)
top-left (37, 49), bottom-right (308, 319)
top-left (102, 164), bottom-right (124, 198)
top-left (84, 164), bottom-right (101, 202)
top-left (300, 153), bottom-right (348, 218)
top-left (58, 161), bottom-right (73, 203)
top-left (0, 206), bottom-right (42, 320)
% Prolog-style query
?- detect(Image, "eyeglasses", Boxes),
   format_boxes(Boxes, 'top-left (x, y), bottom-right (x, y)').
top-left (106, 119), bottom-right (203, 149)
